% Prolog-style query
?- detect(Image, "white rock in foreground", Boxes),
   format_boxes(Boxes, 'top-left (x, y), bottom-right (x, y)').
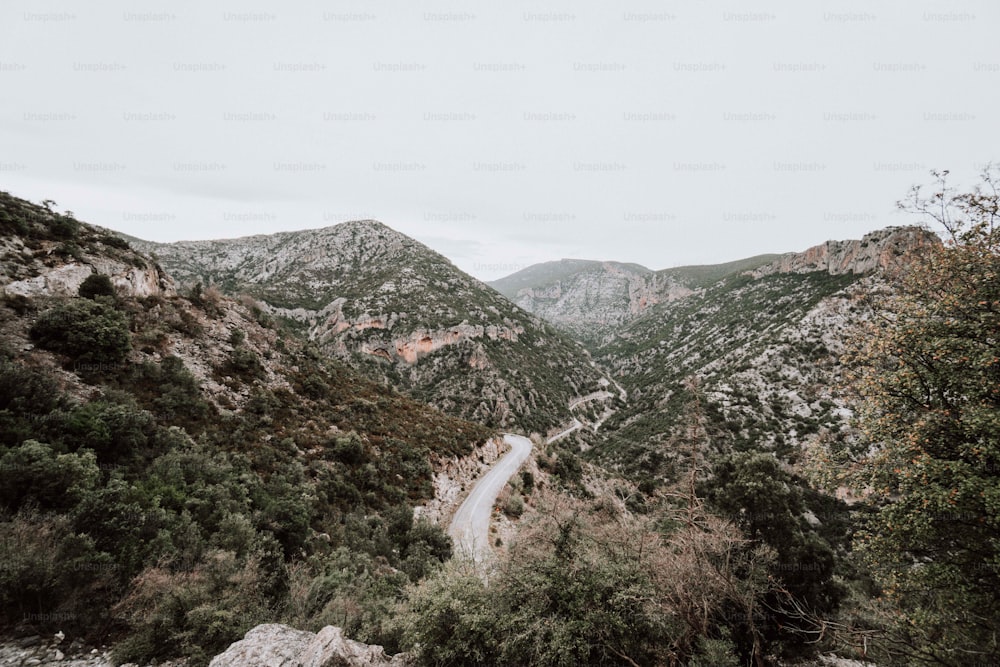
top-left (208, 624), bottom-right (411, 667)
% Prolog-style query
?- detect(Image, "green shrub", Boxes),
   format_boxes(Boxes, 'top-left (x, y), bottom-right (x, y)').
top-left (331, 432), bottom-right (367, 464)
top-left (224, 346), bottom-right (265, 381)
top-left (502, 492), bottom-right (524, 518)
top-left (30, 299), bottom-right (131, 370)
top-left (78, 273), bottom-right (116, 299)
top-left (112, 549), bottom-right (276, 667)
top-left (46, 400), bottom-right (154, 464)
top-left (99, 234), bottom-right (130, 250)
top-left (520, 469), bottom-right (534, 494)
top-left (553, 450), bottom-right (582, 484)
top-left (49, 214), bottom-right (79, 239)
top-left (126, 357), bottom-right (212, 425)
top-left (0, 440), bottom-right (100, 512)
top-left (300, 373), bottom-right (328, 399)
top-left (0, 511), bottom-right (116, 636)
top-left (0, 360), bottom-right (68, 447)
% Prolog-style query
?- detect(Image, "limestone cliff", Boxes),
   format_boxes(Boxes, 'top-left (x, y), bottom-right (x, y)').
top-left (498, 260), bottom-right (669, 343)
top-left (749, 226), bottom-right (940, 278)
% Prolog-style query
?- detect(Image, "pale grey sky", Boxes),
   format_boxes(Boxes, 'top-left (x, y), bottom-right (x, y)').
top-left (1, 0), bottom-right (997, 279)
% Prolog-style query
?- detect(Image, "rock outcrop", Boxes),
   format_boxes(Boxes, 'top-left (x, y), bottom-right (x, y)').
top-left (416, 435), bottom-right (506, 525)
top-left (356, 323), bottom-right (524, 365)
top-left (0, 635), bottom-right (187, 667)
top-left (749, 226), bottom-right (941, 278)
top-left (208, 624), bottom-right (410, 667)
top-left (0, 234), bottom-right (174, 299)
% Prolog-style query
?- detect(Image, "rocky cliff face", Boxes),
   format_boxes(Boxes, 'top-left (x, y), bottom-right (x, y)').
top-left (490, 260), bottom-right (685, 346)
top-left (749, 226), bottom-right (940, 278)
top-left (490, 255), bottom-right (779, 348)
top-left (130, 222), bottom-right (614, 434)
top-left (0, 232), bottom-right (173, 301)
top-left (416, 435), bottom-right (506, 525)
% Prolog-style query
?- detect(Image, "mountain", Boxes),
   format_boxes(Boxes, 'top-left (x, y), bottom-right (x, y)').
top-left (0, 190), bottom-right (498, 663)
top-left (127, 222), bottom-right (614, 435)
top-left (489, 254), bottom-right (778, 346)
top-left (586, 226), bottom-right (941, 482)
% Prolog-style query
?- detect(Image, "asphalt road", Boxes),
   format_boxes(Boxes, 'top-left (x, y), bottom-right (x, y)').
top-left (447, 433), bottom-right (532, 560)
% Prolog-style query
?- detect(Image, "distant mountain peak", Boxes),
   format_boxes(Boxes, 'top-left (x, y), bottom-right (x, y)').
top-left (489, 253), bottom-right (777, 346)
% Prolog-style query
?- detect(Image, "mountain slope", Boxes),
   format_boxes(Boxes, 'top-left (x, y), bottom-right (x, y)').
top-left (489, 254), bottom-right (778, 346)
top-left (0, 190), bottom-right (497, 663)
top-left (588, 226), bottom-right (941, 482)
top-left (128, 222), bottom-right (612, 434)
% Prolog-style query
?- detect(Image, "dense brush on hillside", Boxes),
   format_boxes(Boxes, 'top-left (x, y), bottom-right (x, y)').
top-left (592, 270), bottom-right (864, 480)
top-left (0, 191), bottom-right (492, 665)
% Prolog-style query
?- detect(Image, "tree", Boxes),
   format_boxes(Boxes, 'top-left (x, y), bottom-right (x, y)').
top-left (78, 273), bottom-right (116, 300)
top-left (845, 166), bottom-right (1000, 664)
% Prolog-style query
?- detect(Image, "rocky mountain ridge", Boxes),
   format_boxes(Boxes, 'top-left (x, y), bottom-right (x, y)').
top-left (749, 225), bottom-right (941, 278)
top-left (489, 255), bottom-right (779, 346)
top-left (129, 221), bottom-right (615, 434)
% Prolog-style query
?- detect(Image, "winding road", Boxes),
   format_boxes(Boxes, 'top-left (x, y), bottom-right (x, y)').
top-left (448, 383), bottom-right (623, 559)
top-left (447, 433), bottom-right (533, 560)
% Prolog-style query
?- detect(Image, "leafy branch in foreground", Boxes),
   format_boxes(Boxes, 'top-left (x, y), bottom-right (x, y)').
top-left (842, 165), bottom-right (1000, 665)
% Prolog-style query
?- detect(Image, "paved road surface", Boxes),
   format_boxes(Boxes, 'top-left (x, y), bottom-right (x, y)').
top-left (546, 418), bottom-right (582, 443)
top-left (448, 433), bottom-right (532, 560)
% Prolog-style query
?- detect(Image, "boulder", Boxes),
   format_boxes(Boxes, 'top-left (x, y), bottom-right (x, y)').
top-left (207, 624), bottom-right (314, 667)
top-left (300, 626), bottom-right (410, 666)
top-left (208, 624), bottom-right (410, 667)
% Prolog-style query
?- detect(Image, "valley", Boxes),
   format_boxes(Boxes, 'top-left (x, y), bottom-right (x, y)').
top-left (2, 181), bottom-right (997, 666)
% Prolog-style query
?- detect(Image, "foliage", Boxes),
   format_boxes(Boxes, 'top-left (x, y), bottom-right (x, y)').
top-left (0, 440), bottom-right (101, 511)
top-left (222, 345), bottom-right (266, 381)
top-left (112, 549), bottom-right (278, 666)
top-left (502, 492), bottom-right (524, 518)
top-left (843, 167), bottom-right (1000, 664)
top-left (78, 273), bottom-right (116, 300)
top-left (394, 490), bottom-right (776, 666)
top-left (30, 298), bottom-right (132, 369)
top-left (0, 357), bottom-right (69, 447)
top-left (520, 469), bottom-right (535, 494)
top-left (700, 451), bottom-right (845, 657)
top-left (122, 356), bottom-right (214, 426)
top-left (0, 510), bottom-right (116, 635)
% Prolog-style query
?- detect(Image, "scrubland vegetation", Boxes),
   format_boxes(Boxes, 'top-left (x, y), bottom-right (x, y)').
top-left (1, 167), bottom-right (998, 665)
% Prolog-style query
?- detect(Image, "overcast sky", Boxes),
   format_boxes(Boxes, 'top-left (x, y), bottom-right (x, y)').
top-left (1, 1), bottom-right (996, 280)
